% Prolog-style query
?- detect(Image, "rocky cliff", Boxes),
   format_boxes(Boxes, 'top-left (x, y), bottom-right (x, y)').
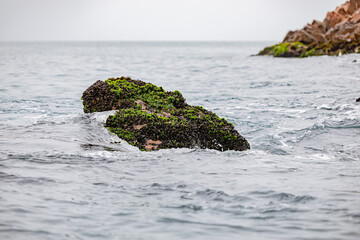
top-left (259, 0), bottom-right (360, 57)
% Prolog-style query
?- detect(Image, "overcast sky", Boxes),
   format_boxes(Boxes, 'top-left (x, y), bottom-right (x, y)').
top-left (0, 0), bottom-right (345, 41)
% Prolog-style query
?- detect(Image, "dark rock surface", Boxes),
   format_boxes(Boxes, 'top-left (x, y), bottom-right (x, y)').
top-left (82, 80), bottom-right (120, 113)
top-left (82, 77), bottom-right (250, 151)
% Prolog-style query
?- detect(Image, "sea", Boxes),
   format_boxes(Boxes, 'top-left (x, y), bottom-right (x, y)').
top-left (0, 41), bottom-right (359, 240)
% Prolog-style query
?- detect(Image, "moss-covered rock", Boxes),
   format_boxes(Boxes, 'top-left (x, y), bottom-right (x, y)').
top-left (259, 41), bottom-right (360, 58)
top-left (259, 42), bottom-right (308, 58)
top-left (82, 77), bottom-right (250, 151)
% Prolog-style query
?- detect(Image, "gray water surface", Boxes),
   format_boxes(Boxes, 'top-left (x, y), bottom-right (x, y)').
top-left (0, 42), bottom-right (359, 240)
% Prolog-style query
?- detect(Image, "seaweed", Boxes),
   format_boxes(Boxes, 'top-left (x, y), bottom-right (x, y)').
top-left (258, 41), bottom-right (360, 58)
top-left (82, 77), bottom-right (250, 151)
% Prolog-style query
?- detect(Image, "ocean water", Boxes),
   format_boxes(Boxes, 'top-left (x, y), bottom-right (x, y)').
top-left (0, 41), bottom-right (359, 240)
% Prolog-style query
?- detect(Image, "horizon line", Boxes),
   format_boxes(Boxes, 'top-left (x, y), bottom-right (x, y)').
top-left (0, 39), bottom-right (278, 43)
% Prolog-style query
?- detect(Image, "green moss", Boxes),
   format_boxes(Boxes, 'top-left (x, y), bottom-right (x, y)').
top-left (299, 47), bottom-right (326, 58)
top-left (292, 42), bottom-right (305, 47)
top-left (105, 103), bottom-right (249, 151)
top-left (259, 43), bottom-right (295, 57)
top-left (273, 43), bottom-right (289, 57)
top-left (79, 76), bottom-right (250, 151)
top-left (258, 46), bottom-right (276, 55)
top-left (81, 96), bottom-right (88, 112)
top-left (107, 127), bottom-right (136, 144)
top-left (307, 49), bottom-right (316, 56)
top-left (259, 39), bottom-right (360, 58)
top-left (105, 77), bottom-right (185, 111)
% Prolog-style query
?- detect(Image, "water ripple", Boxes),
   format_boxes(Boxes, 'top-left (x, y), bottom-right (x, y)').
top-left (0, 42), bottom-right (359, 240)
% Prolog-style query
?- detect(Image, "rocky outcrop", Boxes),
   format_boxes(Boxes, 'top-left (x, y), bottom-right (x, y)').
top-left (259, 0), bottom-right (360, 57)
top-left (82, 77), bottom-right (250, 151)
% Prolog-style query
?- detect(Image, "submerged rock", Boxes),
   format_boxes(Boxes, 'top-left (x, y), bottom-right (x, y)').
top-left (259, 0), bottom-right (360, 57)
top-left (82, 77), bottom-right (250, 151)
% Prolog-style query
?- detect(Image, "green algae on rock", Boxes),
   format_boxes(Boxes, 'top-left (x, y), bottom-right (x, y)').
top-left (259, 41), bottom-right (360, 58)
top-left (82, 77), bottom-right (250, 151)
top-left (259, 42), bottom-right (312, 58)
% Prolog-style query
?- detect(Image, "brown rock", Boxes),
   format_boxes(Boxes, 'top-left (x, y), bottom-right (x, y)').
top-left (133, 124), bottom-right (147, 130)
top-left (135, 100), bottom-right (148, 111)
top-left (349, 0), bottom-right (360, 15)
top-left (286, 0), bottom-right (360, 45)
top-left (145, 140), bottom-right (163, 151)
top-left (262, 0), bottom-right (360, 57)
top-left (351, 9), bottom-right (360, 23)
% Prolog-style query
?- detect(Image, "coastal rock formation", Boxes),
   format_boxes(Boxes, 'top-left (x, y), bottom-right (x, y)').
top-left (259, 0), bottom-right (360, 57)
top-left (82, 77), bottom-right (250, 151)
